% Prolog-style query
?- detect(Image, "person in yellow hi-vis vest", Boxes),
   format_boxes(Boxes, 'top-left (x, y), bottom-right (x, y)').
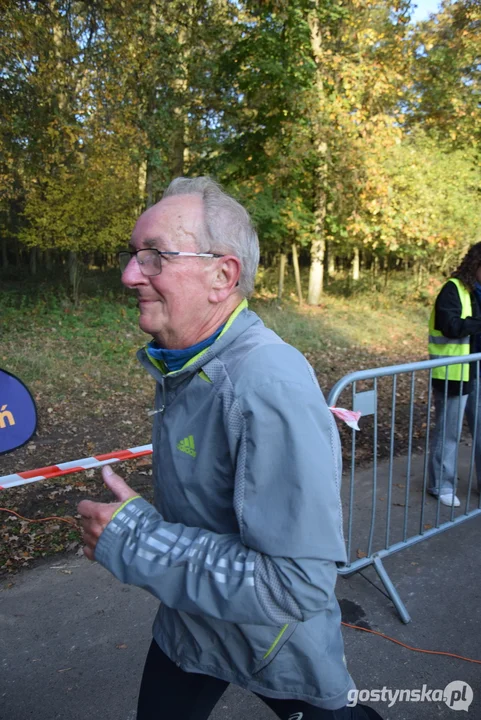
top-left (428, 242), bottom-right (481, 507)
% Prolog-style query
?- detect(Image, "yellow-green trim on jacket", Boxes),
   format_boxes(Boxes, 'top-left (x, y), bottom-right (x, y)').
top-left (111, 496), bottom-right (141, 521)
top-left (145, 299), bottom-right (248, 375)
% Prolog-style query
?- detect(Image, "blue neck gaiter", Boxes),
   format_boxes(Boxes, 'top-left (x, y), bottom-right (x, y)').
top-left (147, 324), bottom-right (225, 372)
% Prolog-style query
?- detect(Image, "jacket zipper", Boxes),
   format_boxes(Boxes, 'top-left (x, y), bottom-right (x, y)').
top-left (160, 377), bottom-right (166, 415)
top-left (157, 376), bottom-right (186, 665)
top-left (147, 378), bottom-right (166, 418)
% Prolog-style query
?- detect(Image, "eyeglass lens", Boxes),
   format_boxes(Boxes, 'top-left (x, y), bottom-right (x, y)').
top-left (119, 250), bottom-right (162, 276)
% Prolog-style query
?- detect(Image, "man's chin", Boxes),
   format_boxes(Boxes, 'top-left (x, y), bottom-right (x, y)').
top-left (138, 317), bottom-right (160, 337)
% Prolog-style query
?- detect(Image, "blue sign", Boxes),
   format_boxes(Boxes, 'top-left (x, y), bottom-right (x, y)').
top-left (0, 369), bottom-right (37, 455)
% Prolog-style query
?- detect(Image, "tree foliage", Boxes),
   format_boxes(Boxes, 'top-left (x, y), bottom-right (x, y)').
top-left (0, 0), bottom-right (480, 297)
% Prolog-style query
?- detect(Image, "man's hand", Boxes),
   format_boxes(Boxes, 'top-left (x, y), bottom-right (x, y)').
top-left (77, 465), bottom-right (140, 561)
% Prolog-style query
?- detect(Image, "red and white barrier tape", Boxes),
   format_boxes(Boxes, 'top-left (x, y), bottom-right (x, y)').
top-left (0, 408), bottom-right (360, 491)
top-left (0, 444), bottom-right (153, 490)
top-left (329, 407), bottom-right (361, 431)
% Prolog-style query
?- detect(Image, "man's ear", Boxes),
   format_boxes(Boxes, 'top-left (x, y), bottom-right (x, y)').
top-left (208, 256), bottom-right (241, 303)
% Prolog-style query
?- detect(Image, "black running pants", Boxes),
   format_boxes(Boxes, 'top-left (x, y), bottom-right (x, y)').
top-left (137, 639), bottom-right (384, 720)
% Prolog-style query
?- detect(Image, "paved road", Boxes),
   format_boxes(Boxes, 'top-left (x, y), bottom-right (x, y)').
top-left (2, 454), bottom-right (481, 719)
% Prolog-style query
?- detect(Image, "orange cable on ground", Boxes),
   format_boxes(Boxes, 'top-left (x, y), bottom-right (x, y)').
top-left (342, 621), bottom-right (481, 665)
top-left (0, 507), bottom-right (79, 528)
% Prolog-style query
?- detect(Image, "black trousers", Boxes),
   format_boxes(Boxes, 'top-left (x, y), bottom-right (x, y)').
top-left (137, 639), bottom-right (384, 720)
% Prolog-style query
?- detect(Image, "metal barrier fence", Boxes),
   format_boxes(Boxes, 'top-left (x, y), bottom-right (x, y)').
top-left (3, 354), bottom-right (481, 626)
top-left (328, 353), bottom-right (481, 624)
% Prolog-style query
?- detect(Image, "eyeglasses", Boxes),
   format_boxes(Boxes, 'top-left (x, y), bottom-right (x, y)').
top-left (118, 249), bottom-right (225, 277)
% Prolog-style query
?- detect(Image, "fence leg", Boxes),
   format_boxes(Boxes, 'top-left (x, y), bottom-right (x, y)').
top-left (373, 555), bottom-right (411, 624)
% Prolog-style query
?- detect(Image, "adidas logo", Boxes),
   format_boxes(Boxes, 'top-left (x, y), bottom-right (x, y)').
top-left (177, 435), bottom-right (196, 458)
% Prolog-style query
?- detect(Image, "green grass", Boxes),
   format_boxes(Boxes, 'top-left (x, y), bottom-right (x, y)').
top-left (253, 295), bottom-right (427, 354)
top-left (1, 266), bottom-right (432, 401)
top-left (1, 270), bottom-right (147, 400)
top-left (251, 265), bottom-right (431, 369)
top-left (0, 266), bottom-right (434, 574)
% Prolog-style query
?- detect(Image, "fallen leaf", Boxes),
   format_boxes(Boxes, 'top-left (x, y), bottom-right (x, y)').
top-left (136, 457), bottom-right (151, 467)
top-left (356, 549), bottom-right (367, 559)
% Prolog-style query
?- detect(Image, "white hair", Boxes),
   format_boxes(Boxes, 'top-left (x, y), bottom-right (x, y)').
top-left (163, 176), bottom-right (259, 297)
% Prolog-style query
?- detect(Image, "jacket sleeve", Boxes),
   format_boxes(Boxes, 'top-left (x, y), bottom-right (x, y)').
top-left (95, 352), bottom-right (345, 626)
top-left (435, 282), bottom-right (481, 338)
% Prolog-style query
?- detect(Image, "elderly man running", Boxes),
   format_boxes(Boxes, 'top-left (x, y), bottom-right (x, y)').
top-left (78, 177), bottom-right (383, 720)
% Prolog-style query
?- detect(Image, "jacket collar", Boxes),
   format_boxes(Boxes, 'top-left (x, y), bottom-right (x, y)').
top-left (137, 300), bottom-right (259, 384)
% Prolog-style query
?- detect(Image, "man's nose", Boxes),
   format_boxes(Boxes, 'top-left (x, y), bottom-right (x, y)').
top-left (121, 256), bottom-right (148, 288)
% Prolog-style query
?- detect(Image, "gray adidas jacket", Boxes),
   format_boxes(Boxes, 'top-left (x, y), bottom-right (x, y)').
top-left (96, 305), bottom-right (355, 709)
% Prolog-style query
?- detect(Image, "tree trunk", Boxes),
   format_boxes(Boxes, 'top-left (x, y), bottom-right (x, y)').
top-left (439, 253), bottom-right (449, 273)
top-left (384, 255), bottom-right (390, 289)
top-left (352, 247), bottom-right (360, 281)
top-left (172, 22), bottom-right (190, 179)
top-left (14, 239), bottom-right (21, 267)
top-left (138, 160), bottom-right (148, 211)
top-left (145, 156), bottom-right (156, 209)
top-left (1, 237), bottom-right (8, 268)
top-left (327, 241), bottom-right (335, 277)
top-left (307, 5), bottom-right (328, 306)
top-left (51, 4), bottom-right (67, 113)
top-left (277, 253), bottom-right (287, 303)
top-left (143, 4), bottom-right (162, 207)
top-left (292, 243), bottom-right (303, 305)
top-left (415, 261), bottom-right (423, 289)
top-left (308, 238), bottom-right (325, 305)
top-left (29, 247), bottom-right (37, 276)
top-left (68, 251), bottom-right (82, 307)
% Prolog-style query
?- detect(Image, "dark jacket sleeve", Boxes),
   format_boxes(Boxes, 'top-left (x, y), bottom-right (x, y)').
top-left (434, 281), bottom-right (481, 338)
